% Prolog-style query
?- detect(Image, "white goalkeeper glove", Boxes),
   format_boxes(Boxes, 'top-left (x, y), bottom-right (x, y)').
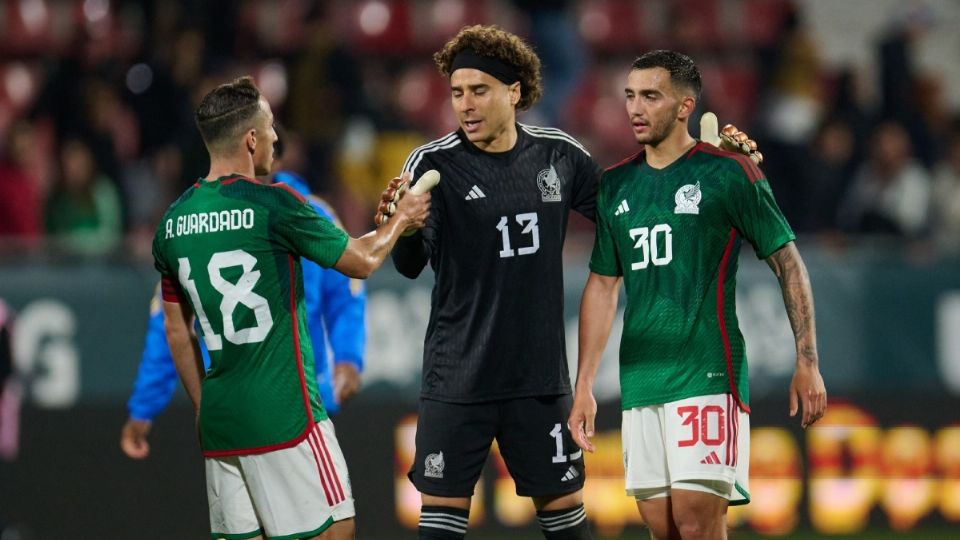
top-left (700, 112), bottom-right (763, 165)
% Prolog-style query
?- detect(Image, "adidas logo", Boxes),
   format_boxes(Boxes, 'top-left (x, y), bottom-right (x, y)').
top-left (465, 185), bottom-right (486, 200)
top-left (614, 199), bottom-right (630, 215)
top-left (561, 465), bottom-right (580, 482)
top-left (700, 451), bottom-right (722, 465)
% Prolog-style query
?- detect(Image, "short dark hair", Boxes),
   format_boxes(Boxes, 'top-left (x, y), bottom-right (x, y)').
top-left (631, 50), bottom-right (701, 100)
top-left (433, 25), bottom-right (543, 111)
top-left (195, 76), bottom-right (263, 151)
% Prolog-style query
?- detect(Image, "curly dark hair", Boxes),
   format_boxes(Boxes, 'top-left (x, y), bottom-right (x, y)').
top-left (433, 25), bottom-right (543, 111)
top-left (195, 75), bottom-right (263, 151)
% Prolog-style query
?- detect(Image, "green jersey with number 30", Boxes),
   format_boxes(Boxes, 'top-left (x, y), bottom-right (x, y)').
top-left (590, 143), bottom-right (795, 412)
top-left (152, 174), bottom-right (348, 456)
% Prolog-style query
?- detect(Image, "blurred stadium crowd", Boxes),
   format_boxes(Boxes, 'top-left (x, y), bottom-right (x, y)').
top-left (0, 0), bottom-right (959, 259)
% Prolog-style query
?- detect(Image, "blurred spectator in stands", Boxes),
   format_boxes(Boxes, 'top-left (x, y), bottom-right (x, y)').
top-left (838, 120), bottom-right (931, 238)
top-left (0, 121), bottom-right (43, 246)
top-left (45, 137), bottom-right (122, 256)
top-left (284, 5), bottom-right (367, 196)
top-left (878, 1), bottom-right (938, 169)
top-left (824, 68), bottom-right (872, 170)
top-left (513, 0), bottom-right (587, 129)
top-left (121, 144), bottom-right (182, 257)
top-left (800, 119), bottom-right (857, 233)
top-left (754, 1), bottom-right (824, 226)
top-left (127, 28), bottom-right (205, 172)
top-left (930, 119), bottom-right (960, 254)
top-left (337, 63), bottom-right (424, 234)
top-left (33, 64), bottom-right (134, 228)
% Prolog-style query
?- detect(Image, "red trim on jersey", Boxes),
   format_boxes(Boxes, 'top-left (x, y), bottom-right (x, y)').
top-left (604, 149), bottom-right (645, 172)
top-left (686, 142), bottom-right (706, 158)
top-left (271, 182), bottom-right (307, 203)
top-left (196, 174), bottom-right (248, 187)
top-left (160, 275), bottom-right (185, 303)
top-left (315, 426), bottom-right (346, 501)
top-left (288, 253), bottom-right (316, 427)
top-left (219, 175), bottom-right (247, 186)
top-left (717, 229), bottom-right (750, 413)
top-left (307, 427), bottom-right (336, 505)
top-left (694, 144), bottom-right (764, 184)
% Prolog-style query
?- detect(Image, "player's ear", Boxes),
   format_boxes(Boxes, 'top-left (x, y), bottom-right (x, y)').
top-left (245, 129), bottom-right (257, 155)
top-left (508, 81), bottom-right (521, 107)
top-left (678, 96), bottom-right (696, 120)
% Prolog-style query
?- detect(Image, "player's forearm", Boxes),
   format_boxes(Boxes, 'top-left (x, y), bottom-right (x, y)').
top-left (162, 302), bottom-right (205, 410)
top-left (166, 330), bottom-right (204, 410)
top-left (575, 273), bottom-right (622, 392)
top-left (337, 218), bottom-right (409, 279)
top-left (766, 242), bottom-right (819, 366)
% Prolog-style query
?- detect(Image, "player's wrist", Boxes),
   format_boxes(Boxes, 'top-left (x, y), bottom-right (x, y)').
top-left (574, 379), bottom-right (596, 395)
top-left (795, 354), bottom-right (819, 368)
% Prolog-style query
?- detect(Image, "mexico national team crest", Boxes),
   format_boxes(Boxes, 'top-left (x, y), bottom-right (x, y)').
top-left (537, 164), bottom-right (563, 202)
top-left (674, 182), bottom-right (702, 215)
top-left (424, 451), bottom-right (445, 478)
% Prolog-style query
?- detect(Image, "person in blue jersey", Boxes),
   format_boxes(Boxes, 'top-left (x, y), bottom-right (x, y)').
top-left (120, 169), bottom-right (366, 460)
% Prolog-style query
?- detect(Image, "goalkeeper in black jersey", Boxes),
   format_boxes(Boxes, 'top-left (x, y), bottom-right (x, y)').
top-left (380, 26), bottom-right (762, 540)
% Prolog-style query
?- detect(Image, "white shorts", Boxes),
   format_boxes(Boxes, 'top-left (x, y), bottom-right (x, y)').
top-left (622, 393), bottom-right (750, 505)
top-left (206, 419), bottom-right (355, 539)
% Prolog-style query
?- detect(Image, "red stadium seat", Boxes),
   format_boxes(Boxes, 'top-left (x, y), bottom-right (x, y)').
top-left (666, 0), bottom-right (721, 51)
top-left (409, 0), bottom-right (493, 52)
top-left (348, 0), bottom-right (415, 55)
top-left (577, 0), bottom-right (648, 55)
top-left (740, 0), bottom-right (794, 47)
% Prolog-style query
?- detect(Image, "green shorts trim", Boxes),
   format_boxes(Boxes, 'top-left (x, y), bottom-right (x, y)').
top-left (729, 481), bottom-right (751, 506)
top-left (267, 516), bottom-right (335, 540)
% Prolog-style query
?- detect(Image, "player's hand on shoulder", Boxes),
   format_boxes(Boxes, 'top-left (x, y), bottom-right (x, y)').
top-left (374, 175), bottom-right (408, 226)
top-left (699, 111), bottom-right (763, 165)
top-left (719, 124), bottom-right (763, 165)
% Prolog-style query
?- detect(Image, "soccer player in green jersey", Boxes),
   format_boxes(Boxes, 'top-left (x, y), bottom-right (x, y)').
top-left (568, 51), bottom-right (827, 540)
top-left (153, 76), bottom-right (429, 540)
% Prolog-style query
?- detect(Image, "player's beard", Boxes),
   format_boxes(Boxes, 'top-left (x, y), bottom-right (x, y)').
top-left (637, 105), bottom-right (681, 148)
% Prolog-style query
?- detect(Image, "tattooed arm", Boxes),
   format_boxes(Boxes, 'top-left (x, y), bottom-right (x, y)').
top-left (766, 242), bottom-right (827, 427)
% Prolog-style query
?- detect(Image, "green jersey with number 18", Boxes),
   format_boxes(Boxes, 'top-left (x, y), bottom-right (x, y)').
top-left (589, 143), bottom-right (795, 413)
top-left (152, 174), bottom-right (348, 456)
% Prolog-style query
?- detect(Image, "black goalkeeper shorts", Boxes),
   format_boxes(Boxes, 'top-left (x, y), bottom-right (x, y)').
top-left (408, 395), bottom-right (586, 498)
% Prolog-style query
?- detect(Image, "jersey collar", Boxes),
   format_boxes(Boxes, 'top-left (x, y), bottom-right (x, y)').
top-left (457, 123), bottom-right (525, 161)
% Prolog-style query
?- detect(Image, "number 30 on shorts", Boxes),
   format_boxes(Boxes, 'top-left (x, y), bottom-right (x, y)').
top-left (677, 405), bottom-right (726, 448)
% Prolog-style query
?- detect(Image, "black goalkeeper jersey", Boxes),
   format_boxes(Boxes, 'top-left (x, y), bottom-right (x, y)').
top-left (393, 124), bottom-right (602, 402)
